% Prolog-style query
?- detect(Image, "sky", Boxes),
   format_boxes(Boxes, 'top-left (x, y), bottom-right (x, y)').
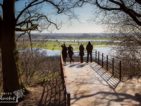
top-left (0, 0), bottom-right (108, 33)
top-left (51, 3), bottom-right (108, 33)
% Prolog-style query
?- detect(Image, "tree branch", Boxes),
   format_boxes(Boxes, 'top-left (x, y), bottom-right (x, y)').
top-left (15, 0), bottom-right (44, 23)
top-left (109, 0), bottom-right (122, 6)
top-left (96, 0), bottom-right (120, 11)
top-left (135, 0), bottom-right (141, 4)
top-left (95, 0), bottom-right (141, 26)
top-left (15, 0), bottom-right (65, 25)
top-left (16, 12), bottom-right (59, 33)
top-left (45, 0), bottom-right (64, 14)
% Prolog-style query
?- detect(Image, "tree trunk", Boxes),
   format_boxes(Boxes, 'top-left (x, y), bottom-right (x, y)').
top-left (0, 17), bottom-right (2, 47)
top-left (2, 0), bottom-right (20, 93)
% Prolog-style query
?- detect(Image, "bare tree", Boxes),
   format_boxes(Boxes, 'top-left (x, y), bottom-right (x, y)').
top-left (0, 0), bottom-right (80, 99)
top-left (94, 0), bottom-right (141, 54)
top-left (94, 0), bottom-right (141, 26)
top-left (91, 0), bottom-right (141, 77)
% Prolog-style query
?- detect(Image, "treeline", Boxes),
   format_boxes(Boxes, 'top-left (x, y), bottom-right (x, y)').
top-left (16, 33), bottom-right (124, 40)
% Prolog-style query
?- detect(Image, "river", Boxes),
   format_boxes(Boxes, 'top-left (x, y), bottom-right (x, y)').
top-left (21, 47), bottom-right (116, 57)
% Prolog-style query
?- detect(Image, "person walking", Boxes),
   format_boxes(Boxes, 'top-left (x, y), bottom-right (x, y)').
top-left (61, 44), bottom-right (67, 64)
top-left (79, 44), bottom-right (84, 63)
top-left (68, 45), bottom-right (74, 63)
top-left (86, 41), bottom-right (93, 63)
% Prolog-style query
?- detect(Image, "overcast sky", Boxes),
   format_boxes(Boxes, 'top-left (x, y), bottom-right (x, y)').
top-left (0, 0), bottom-right (108, 33)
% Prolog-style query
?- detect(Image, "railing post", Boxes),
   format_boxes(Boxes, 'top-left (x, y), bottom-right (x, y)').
top-left (63, 88), bottom-right (67, 105)
top-left (98, 51), bottom-right (100, 64)
top-left (67, 93), bottom-right (70, 106)
top-left (95, 51), bottom-right (97, 62)
top-left (119, 61), bottom-right (122, 81)
top-left (112, 58), bottom-right (114, 76)
top-left (60, 57), bottom-right (65, 86)
top-left (102, 53), bottom-right (104, 67)
top-left (106, 55), bottom-right (108, 71)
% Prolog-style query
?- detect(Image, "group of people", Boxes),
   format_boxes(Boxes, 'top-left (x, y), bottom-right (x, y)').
top-left (61, 41), bottom-right (93, 64)
top-left (61, 44), bottom-right (74, 63)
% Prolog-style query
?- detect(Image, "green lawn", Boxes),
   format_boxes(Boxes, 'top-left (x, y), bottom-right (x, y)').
top-left (17, 40), bottom-right (117, 50)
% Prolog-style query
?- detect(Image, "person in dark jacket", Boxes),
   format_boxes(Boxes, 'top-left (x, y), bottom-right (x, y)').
top-left (79, 44), bottom-right (84, 63)
top-left (68, 45), bottom-right (74, 63)
top-left (86, 41), bottom-right (93, 62)
top-left (61, 44), bottom-right (67, 64)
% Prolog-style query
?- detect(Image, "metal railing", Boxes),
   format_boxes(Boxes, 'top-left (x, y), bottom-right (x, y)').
top-left (94, 51), bottom-right (122, 81)
top-left (65, 50), bottom-right (141, 81)
top-left (60, 55), bottom-right (70, 106)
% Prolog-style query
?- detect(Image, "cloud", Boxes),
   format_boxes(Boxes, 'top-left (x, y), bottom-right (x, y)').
top-left (54, 23), bottom-right (107, 33)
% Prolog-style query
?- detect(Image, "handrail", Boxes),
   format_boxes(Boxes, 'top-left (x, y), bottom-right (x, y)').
top-left (60, 54), bottom-right (70, 106)
top-left (65, 50), bottom-right (141, 81)
top-left (93, 51), bottom-right (141, 81)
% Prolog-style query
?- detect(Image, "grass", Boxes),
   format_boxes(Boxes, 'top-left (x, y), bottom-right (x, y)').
top-left (17, 52), bottom-right (67, 106)
top-left (18, 50), bottom-right (61, 86)
top-left (60, 37), bottom-right (110, 40)
top-left (58, 37), bottom-right (117, 40)
top-left (0, 50), bottom-right (61, 92)
top-left (17, 40), bottom-right (117, 51)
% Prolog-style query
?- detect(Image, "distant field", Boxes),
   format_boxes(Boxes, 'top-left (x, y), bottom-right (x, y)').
top-left (57, 37), bottom-right (112, 40)
top-left (17, 38), bottom-right (118, 50)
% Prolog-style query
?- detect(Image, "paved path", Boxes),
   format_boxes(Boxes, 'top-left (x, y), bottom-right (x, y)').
top-left (64, 62), bottom-right (140, 106)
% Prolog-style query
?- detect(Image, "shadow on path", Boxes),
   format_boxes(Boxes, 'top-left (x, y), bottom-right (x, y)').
top-left (38, 79), bottom-right (66, 106)
top-left (68, 63), bottom-right (80, 67)
top-left (76, 63), bottom-right (88, 68)
top-left (90, 63), bottom-right (120, 89)
top-left (71, 91), bottom-right (141, 106)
